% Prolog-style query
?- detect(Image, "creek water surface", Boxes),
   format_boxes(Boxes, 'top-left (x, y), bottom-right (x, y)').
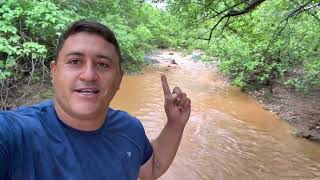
top-left (111, 50), bottom-right (320, 180)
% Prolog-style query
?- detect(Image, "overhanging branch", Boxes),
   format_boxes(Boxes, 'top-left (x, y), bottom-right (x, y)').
top-left (225, 0), bottom-right (266, 17)
top-left (206, 0), bottom-right (266, 42)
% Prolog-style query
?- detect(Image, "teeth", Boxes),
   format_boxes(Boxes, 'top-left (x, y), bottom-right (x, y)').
top-left (80, 91), bottom-right (94, 94)
top-left (77, 90), bottom-right (98, 94)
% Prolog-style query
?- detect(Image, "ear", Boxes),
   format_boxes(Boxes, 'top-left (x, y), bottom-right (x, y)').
top-left (50, 61), bottom-right (57, 72)
top-left (117, 70), bottom-right (124, 90)
top-left (50, 61), bottom-right (57, 82)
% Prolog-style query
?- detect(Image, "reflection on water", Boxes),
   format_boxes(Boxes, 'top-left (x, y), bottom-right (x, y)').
top-left (111, 50), bottom-right (320, 180)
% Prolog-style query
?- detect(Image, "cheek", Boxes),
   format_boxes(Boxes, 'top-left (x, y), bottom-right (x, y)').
top-left (100, 76), bottom-right (119, 91)
top-left (54, 70), bottom-right (76, 89)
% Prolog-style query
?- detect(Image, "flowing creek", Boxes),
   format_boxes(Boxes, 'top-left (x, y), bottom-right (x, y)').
top-left (111, 50), bottom-right (320, 180)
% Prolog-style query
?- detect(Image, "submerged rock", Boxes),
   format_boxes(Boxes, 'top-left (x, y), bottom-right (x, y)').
top-left (171, 59), bottom-right (178, 65)
top-left (144, 56), bottom-right (160, 64)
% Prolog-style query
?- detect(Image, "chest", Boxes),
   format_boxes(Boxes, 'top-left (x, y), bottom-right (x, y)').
top-left (13, 132), bottom-right (142, 180)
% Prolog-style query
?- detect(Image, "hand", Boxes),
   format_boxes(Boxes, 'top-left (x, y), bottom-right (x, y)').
top-left (161, 74), bottom-right (191, 129)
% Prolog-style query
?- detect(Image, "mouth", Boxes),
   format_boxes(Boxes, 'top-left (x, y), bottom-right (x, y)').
top-left (74, 88), bottom-right (100, 95)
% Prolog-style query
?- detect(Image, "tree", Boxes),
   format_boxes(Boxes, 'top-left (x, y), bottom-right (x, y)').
top-left (166, 0), bottom-right (320, 90)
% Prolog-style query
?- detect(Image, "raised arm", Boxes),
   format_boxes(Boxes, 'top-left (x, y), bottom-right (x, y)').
top-left (139, 74), bottom-right (191, 180)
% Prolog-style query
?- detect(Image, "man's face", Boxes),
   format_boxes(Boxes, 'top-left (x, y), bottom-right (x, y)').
top-left (51, 32), bottom-right (123, 120)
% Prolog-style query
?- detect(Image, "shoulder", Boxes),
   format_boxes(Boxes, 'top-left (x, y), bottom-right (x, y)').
top-left (1, 99), bottom-right (52, 117)
top-left (107, 108), bottom-right (144, 131)
top-left (0, 99), bottom-right (53, 134)
top-left (0, 100), bottom-right (55, 174)
top-left (12, 99), bottom-right (52, 115)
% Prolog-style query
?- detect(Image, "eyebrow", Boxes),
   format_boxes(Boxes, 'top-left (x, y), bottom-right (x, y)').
top-left (66, 51), bottom-right (114, 62)
top-left (66, 52), bottom-right (84, 57)
top-left (96, 54), bottom-right (113, 62)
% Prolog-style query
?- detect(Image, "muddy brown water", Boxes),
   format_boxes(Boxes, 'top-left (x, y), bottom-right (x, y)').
top-left (111, 50), bottom-right (320, 180)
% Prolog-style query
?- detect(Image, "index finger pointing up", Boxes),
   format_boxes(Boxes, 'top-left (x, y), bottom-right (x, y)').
top-left (161, 73), bottom-right (171, 96)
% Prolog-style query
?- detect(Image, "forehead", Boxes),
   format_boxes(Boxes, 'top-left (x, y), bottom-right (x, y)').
top-left (59, 32), bottom-right (119, 61)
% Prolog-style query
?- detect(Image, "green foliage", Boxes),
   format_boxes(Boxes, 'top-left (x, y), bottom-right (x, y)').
top-left (3, 0), bottom-right (317, 107)
top-left (0, 0), bottom-right (187, 107)
top-left (0, 0), bottom-right (186, 76)
top-left (169, 0), bottom-right (320, 91)
top-left (0, 0), bottom-right (73, 87)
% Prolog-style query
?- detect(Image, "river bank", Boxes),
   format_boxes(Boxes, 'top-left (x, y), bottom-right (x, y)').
top-left (248, 84), bottom-right (320, 142)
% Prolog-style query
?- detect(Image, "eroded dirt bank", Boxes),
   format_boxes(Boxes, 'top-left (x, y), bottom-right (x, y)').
top-left (248, 84), bottom-right (320, 142)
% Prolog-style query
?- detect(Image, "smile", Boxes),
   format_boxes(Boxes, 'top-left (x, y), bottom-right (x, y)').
top-left (75, 88), bottom-right (100, 95)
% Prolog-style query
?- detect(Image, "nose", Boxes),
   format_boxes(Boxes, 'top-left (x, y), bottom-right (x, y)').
top-left (79, 63), bottom-right (98, 82)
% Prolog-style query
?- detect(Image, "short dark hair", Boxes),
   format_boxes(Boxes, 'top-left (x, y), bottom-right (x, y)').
top-left (56, 19), bottom-right (122, 70)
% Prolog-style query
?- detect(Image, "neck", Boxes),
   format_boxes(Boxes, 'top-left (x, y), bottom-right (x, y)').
top-left (53, 101), bottom-right (107, 131)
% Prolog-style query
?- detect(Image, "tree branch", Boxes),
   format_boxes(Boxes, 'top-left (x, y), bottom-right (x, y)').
top-left (205, 0), bottom-right (266, 42)
top-left (225, 0), bottom-right (266, 17)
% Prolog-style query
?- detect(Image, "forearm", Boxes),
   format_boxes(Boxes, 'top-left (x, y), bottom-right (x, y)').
top-left (151, 122), bottom-right (185, 179)
top-left (139, 74), bottom-right (191, 180)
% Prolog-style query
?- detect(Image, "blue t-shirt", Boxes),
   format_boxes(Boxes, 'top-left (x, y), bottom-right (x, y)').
top-left (0, 99), bottom-right (153, 180)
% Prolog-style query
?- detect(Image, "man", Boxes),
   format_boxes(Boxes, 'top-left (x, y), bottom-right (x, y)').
top-left (0, 20), bottom-right (191, 180)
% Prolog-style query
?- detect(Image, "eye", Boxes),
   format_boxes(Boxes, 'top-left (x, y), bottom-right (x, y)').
top-left (71, 59), bottom-right (80, 64)
top-left (97, 62), bottom-right (109, 69)
top-left (67, 59), bottom-right (81, 65)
